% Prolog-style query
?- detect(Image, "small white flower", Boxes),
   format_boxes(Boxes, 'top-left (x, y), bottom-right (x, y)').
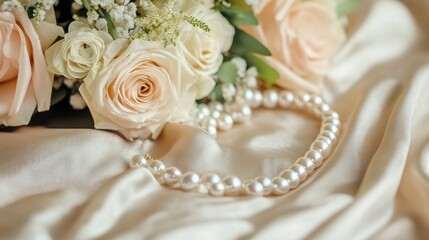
top-left (87, 10), bottom-right (99, 24)
top-left (231, 57), bottom-right (247, 78)
top-left (70, 93), bottom-right (87, 110)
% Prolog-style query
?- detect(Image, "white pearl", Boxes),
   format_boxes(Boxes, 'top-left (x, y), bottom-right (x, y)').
top-left (198, 104), bottom-right (211, 116)
top-left (237, 88), bottom-right (254, 105)
top-left (180, 172), bottom-right (200, 191)
top-left (323, 117), bottom-right (341, 127)
top-left (289, 164), bottom-right (307, 182)
top-left (209, 102), bottom-right (224, 112)
top-left (204, 125), bottom-right (217, 137)
top-left (280, 169), bottom-right (300, 189)
top-left (278, 91), bottom-right (294, 108)
top-left (195, 112), bottom-right (206, 122)
top-left (217, 114), bottom-right (234, 131)
top-left (271, 177), bottom-right (290, 196)
top-left (232, 105), bottom-right (252, 123)
top-left (263, 89), bottom-right (279, 108)
top-left (201, 173), bottom-right (221, 186)
top-left (208, 182), bottom-right (226, 197)
top-left (163, 167), bottom-right (182, 185)
top-left (296, 157), bottom-right (315, 175)
top-left (323, 111), bottom-right (339, 119)
top-left (322, 124), bottom-right (340, 136)
top-left (310, 140), bottom-right (331, 158)
top-left (201, 117), bottom-right (217, 128)
top-left (148, 160), bottom-right (166, 176)
top-left (255, 176), bottom-right (273, 196)
top-left (250, 90), bottom-right (263, 108)
top-left (311, 96), bottom-right (323, 106)
top-left (305, 150), bottom-right (324, 168)
top-left (223, 176), bottom-right (242, 196)
top-left (318, 103), bottom-right (330, 113)
top-left (318, 130), bottom-right (337, 142)
top-left (298, 93), bottom-right (312, 104)
top-left (317, 136), bottom-right (333, 146)
top-left (129, 155), bottom-right (148, 168)
top-left (243, 180), bottom-right (264, 196)
top-left (211, 110), bottom-right (221, 119)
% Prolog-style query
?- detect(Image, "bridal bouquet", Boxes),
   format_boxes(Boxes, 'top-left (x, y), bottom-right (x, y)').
top-left (0, 0), bottom-right (356, 139)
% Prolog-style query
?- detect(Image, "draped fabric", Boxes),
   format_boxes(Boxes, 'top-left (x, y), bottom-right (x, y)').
top-left (1, 0), bottom-right (429, 239)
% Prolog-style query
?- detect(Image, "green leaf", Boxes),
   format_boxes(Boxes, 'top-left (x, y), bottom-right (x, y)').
top-left (80, 0), bottom-right (92, 11)
top-left (97, 8), bottom-right (118, 39)
top-left (217, 61), bottom-right (238, 84)
top-left (337, 0), bottom-right (359, 18)
top-left (221, 10), bottom-right (258, 26)
top-left (243, 53), bottom-right (279, 84)
top-left (50, 88), bottom-right (68, 107)
top-left (230, 28), bottom-right (271, 56)
top-left (212, 84), bottom-right (225, 103)
top-left (230, 0), bottom-right (253, 12)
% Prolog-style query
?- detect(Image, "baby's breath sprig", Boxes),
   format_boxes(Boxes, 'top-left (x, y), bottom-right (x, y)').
top-left (130, 0), bottom-right (210, 47)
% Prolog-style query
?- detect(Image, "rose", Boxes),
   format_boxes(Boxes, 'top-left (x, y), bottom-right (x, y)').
top-left (246, 0), bottom-right (345, 93)
top-left (79, 39), bottom-right (198, 139)
top-left (177, 3), bottom-right (235, 99)
top-left (0, 7), bottom-right (63, 126)
top-left (45, 21), bottom-right (113, 80)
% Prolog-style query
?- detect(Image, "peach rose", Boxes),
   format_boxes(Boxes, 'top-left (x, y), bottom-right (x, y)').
top-left (247, 0), bottom-right (345, 93)
top-left (79, 39), bottom-right (198, 139)
top-left (0, 7), bottom-right (63, 126)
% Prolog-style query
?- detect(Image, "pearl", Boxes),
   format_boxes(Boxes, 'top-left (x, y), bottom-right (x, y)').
top-left (323, 111), bottom-right (339, 119)
top-left (255, 176), bottom-right (273, 196)
top-left (305, 150), bottom-right (324, 168)
top-left (209, 102), bottom-right (224, 112)
top-left (204, 125), bottom-right (217, 137)
top-left (233, 105), bottom-right (252, 123)
top-left (318, 130), bottom-right (337, 142)
top-left (311, 96), bottom-right (323, 106)
top-left (201, 117), bottom-right (217, 128)
top-left (148, 160), bottom-right (166, 176)
top-left (211, 110), bottom-right (221, 119)
top-left (310, 140), bottom-right (331, 158)
top-left (296, 157), bottom-right (315, 175)
top-left (323, 117), bottom-right (341, 127)
top-left (198, 104), bottom-right (211, 116)
top-left (318, 103), bottom-right (330, 113)
top-left (208, 182), bottom-right (226, 197)
top-left (180, 172), bottom-right (200, 191)
top-left (263, 89), bottom-right (279, 108)
top-left (280, 169), bottom-right (300, 189)
top-left (250, 90), bottom-right (263, 108)
top-left (298, 93), bottom-right (312, 104)
top-left (223, 176), bottom-right (242, 196)
top-left (243, 180), bottom-right (264, 196)
top-left (163, 167), bottom-right (182, 185)
top-left (322, 124), bottom-right (340, 136)
top-left (201, 173), bottom-right (221, 186)
top-left (289, 164), bottom-right (307, 182)
top-left (278, 91), bottom-right (295, 108)
top-left (271, 177), bottom-right (290, 195)
top-left (237, 88), bottom-right (254, 105)
top-left (129, 155), bottom-right (148, 168)
top-left (195, 112), bottom-right (206, 122)
top-left (217, 114), bottom-right (234, 131)
top-left (317, 136), bottom-right (333, 146)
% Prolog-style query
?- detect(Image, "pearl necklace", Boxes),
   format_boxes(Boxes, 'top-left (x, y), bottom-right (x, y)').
top-left (129, 88), bottom-right (341, 197)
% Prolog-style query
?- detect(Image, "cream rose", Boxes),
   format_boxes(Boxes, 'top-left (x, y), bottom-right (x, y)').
top-left (79, 39), bottom-right (198, 139)
top-left (247, 0), bottom-right (345, 93)
top-left (0, 7), bottom-right (63, 126)
top-left (45, 21), bottom-right (113, 80)
top-left (177, 3), bottom-right (235, 99)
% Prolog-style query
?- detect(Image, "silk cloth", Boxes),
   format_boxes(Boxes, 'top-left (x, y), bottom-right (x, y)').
top-left (1, 0), bottom-right (429, 239)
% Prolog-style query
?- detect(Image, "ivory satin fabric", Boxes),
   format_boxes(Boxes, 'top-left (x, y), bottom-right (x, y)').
top-left (1, 0), bottom-right (429, 239)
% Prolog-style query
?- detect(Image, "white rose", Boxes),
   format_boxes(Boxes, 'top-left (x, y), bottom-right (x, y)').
top-left (45, 21), bottom-right (113, 79)
top-left (79, 39), bottom-right (198, 139)
top-left (177, 3), bottom-right (235, 99)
